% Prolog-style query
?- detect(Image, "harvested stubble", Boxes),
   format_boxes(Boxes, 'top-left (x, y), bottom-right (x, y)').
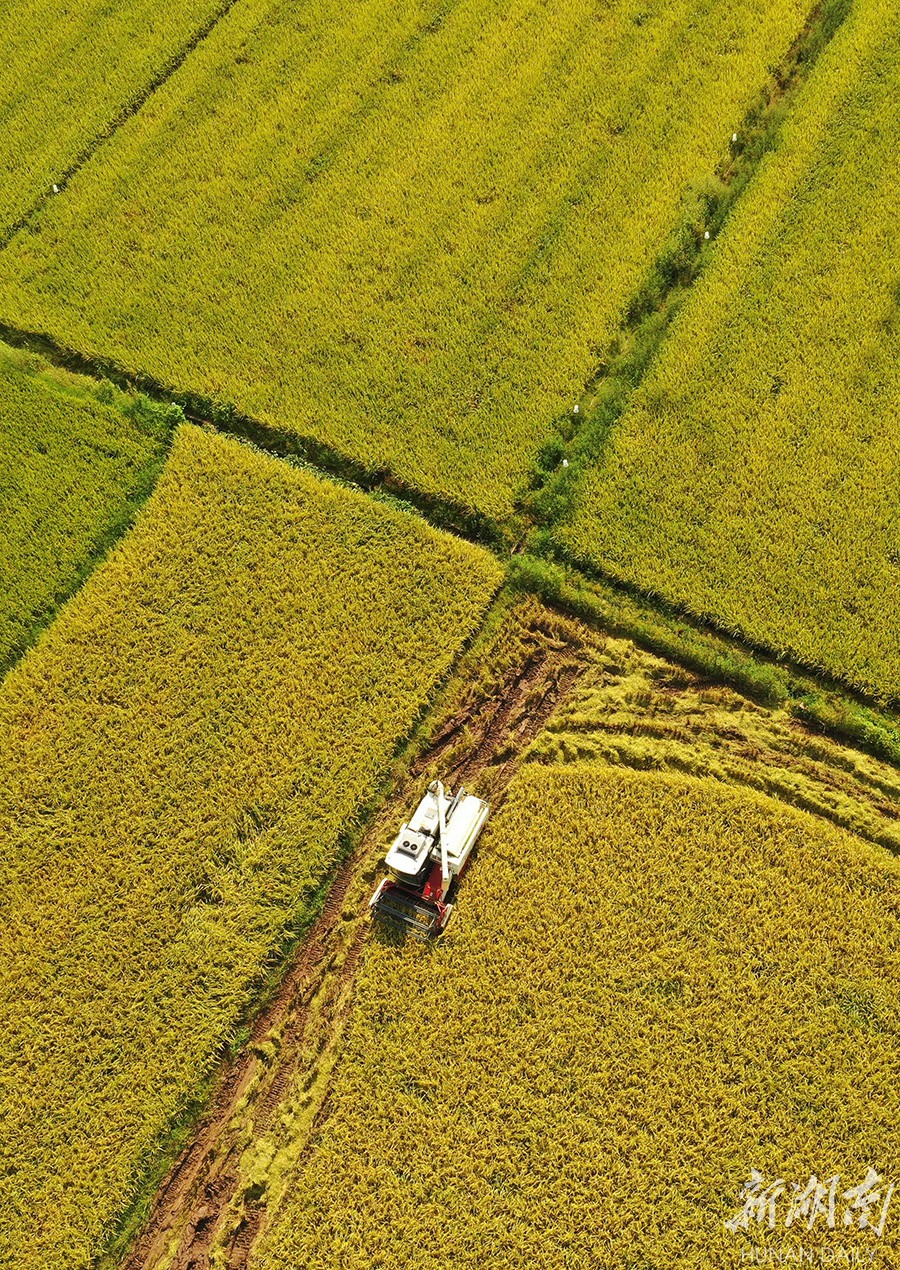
top-left (0, 424), bottom-right (500, 1268)
top-left (528, 633), bottom-right (900, 854)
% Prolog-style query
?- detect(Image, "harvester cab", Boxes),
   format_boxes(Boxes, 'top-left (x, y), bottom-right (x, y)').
top-left (369, 780), bottom-right (489, 939)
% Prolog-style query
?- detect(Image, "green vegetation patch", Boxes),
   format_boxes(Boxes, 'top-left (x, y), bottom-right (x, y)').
top-left (0, 0), bottom-right (810, 519)
top-left (558, 0), bottom-right (900, 701)
top-left (256, 766), bottom-right (900, 1267)
top-left (0, 424), bottom-right (500, 1268)
top-left (0, 343), bottom-right (173, 672)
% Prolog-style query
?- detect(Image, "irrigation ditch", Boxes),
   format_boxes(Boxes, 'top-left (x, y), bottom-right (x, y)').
top-left (0, 0), bottom-right (868, 736)
top-left (520, 0), bottom-right (853, 527)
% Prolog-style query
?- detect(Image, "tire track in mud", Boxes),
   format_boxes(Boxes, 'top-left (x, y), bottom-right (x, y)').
top-left (117, 588), bottom-right (900, 1268)
top-left (120, 604), bottom-right (592, 1269)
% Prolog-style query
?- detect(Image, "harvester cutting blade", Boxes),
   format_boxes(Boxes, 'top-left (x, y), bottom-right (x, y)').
top-left (371, 882), bottom-right (443, 940)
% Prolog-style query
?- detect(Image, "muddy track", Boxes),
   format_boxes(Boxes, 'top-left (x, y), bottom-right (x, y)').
top-left (121, 607), bottom-right (591, 1269)
top-left (108, 592), bottom-right (900, 1269)
top-left (120, 841), bottom-right (368, 1270)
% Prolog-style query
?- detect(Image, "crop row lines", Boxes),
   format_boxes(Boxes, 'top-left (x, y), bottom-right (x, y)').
top-left (521, 0), bottom-right (853, 524)
top-left (0, 0), bottom-right (245, 255)
top-left (4, 293), bottom-right (900, 787)
top-left (0, 1), bottom-right (860, 707)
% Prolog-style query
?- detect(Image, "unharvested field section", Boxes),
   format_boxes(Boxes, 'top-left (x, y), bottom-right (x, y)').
top-left (0, 425), bottom-right (499, 1268)
top-left (255, 766), bottom-right (900, 1268)
top-left (560, 0), bottom-right (900, 700)
top-left (0, 0), bottom-right (811, 518)
top-left (0, 0), bottom-right (227, 236)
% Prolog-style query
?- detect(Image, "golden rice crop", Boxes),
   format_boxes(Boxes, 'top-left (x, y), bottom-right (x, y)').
top-left (255, 766), bottom-right (900, 1268)
top-left (0, 0), bottom-right (809, 518)
top-left (0, 423), bottom-right (500, 1268)
top-left (560, 0), bottom-right (900, 701)
top-left (0, 0), bottom-right (224, 235)
top-left (0, 342), bottom-right (170, 671)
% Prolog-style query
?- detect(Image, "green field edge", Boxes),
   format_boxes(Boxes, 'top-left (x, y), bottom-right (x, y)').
top-left (91, 582), bottom-right (513, 1268)
top-left (2, 0), bottom-right (893, 1260)
top-left (0, 0), bottom-right (872, 710)
top-left (5, 307), bottom-right (900, 782)
top-left (0, 347), bottom-right (182, 681)
top-left (0, 0), bottom-right (245, 252)
top-left (508, 555), bottom-right (900, 773)
top-left (0, 318), bottom-right (512, 554)
top-left (517, 0), bottom-right (873, 706)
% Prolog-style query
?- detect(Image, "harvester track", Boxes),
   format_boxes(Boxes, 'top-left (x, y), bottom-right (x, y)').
top-left (110, 590), bottom-right (900, 1268)
top-left (119, 601), bottom-right (592, 1269)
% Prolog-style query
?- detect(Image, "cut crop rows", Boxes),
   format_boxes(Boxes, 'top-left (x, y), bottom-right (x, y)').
top-left (254, 765), bottom-right (900, 1267)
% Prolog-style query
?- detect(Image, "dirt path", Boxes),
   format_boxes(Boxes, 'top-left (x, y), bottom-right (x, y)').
top-left (120, 601), bottom-right (592, 1269)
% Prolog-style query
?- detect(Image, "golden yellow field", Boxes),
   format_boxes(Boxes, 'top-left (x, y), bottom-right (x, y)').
top-left (3, 0), bottom-right (900, 1264)
top-left (0, 0), bottom-right (224, 234)
top-left (255, 766), bottom-right (900, 1268)
top-left (559, 0), bottom-right (900, 700)
top-left (0, 0), bottom-right (810, 517)
top-left (0, 424), bottom-right (500, 1267)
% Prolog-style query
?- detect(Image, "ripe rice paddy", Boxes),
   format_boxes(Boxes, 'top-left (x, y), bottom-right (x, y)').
top-left (0, 0), bottom-right (226, 236)
top-left (558, 0), bottom-right (900, 701)
top-left (0, 342), bottom-right (172, 671)
top-left (0, 424), bottom-right (499, 1267)
top-left (0, 0), bottom-right (810, 518)
top-left (255, 765), bottom-right (900, 1268)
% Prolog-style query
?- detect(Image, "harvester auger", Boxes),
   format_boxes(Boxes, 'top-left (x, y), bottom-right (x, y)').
top-left (368, 780), bottom-right (490, 940)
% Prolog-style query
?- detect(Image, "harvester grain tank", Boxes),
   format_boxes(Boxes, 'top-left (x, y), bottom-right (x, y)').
top-left (368, 780), bottom-right (489, 939)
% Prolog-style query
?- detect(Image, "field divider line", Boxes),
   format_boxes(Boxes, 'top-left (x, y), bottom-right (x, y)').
top-left (0, 0), bottom-right (245, 255)
top-left (0, 314), bottom-right (514, 554)
top-left (0, 2), bottom-right (870, 733)
top-left (521, 0), bottom-right (852, 525)
top-left (107, 586), bottom-right (900, 1267)
top-left (4, 306), bottom-right (900, 778)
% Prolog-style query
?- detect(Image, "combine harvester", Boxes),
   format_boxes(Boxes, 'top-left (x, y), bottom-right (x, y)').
top-left (369, 780), bottom-right (489, 939)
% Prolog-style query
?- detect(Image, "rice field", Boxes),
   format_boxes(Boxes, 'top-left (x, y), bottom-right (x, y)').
top-left (0, 424), bottom-right (500, 1268)
top-left (0, 345), bottom-right (172, 671)
top-left (0, 0), bottom-right (810, 518)
top-left (254, 766), bottom-right (900, 1268)
top-left (0, 0), bottom-right (225, 236)
top-left (3, 0), bottom-right (900, 1263)
top-left (559, 0), bottom-right (900, 701)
